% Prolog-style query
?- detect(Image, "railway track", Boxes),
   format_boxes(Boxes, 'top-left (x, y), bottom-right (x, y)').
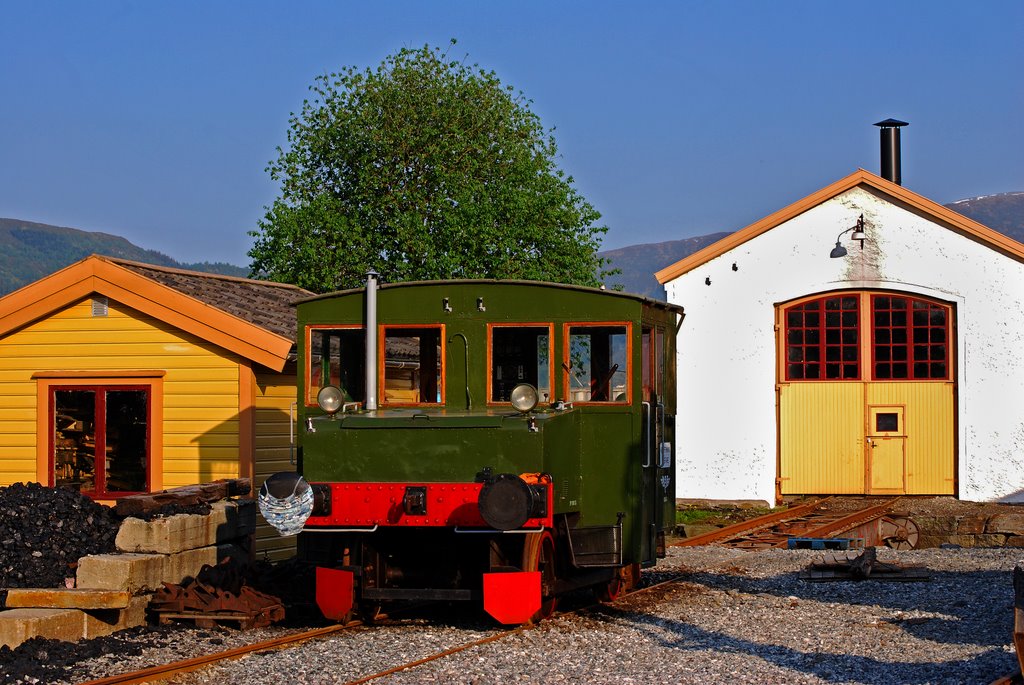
top-left (674, 496), bottom-right (917, 549)
top-left (76, 573), bottom-right (686, 685)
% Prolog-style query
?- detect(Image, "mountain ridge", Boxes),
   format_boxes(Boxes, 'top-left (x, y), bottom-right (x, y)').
top-left (1, 190), bottom-right (1021, 299)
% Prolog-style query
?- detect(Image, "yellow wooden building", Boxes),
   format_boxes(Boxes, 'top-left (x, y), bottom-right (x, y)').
top-left (0, 255), bottom-right (313, 557)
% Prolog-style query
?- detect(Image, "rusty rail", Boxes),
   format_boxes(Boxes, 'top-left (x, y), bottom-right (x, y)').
top-left (674, 498), bottom-right (832, 547)
top-left (773, 498), bottom-right (903, 548)
top-left (675, 497), bottom-right (911, 549)
top-left (78, 623), bottom-right (354, 685)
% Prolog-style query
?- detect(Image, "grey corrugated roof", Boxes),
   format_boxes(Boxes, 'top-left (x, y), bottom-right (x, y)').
top-left (107, 257), bottom-right (314, 341)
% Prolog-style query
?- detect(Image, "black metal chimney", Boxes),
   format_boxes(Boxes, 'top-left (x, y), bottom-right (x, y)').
top-left (874, 118), bottom-right (909, 185)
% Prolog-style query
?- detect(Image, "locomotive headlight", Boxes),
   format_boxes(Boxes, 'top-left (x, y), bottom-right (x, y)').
top-left (317, 385), bottom-right (344, 415)
top-left (478, 473), bottom-right (535, 531)
top-left (509, 383), bottom-right (539, 413)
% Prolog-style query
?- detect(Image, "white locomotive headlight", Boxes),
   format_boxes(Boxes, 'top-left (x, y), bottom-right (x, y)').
top-left (317, 385), bottom-right (344, 414)
top-left (509, 383), bottom-right (539, 413)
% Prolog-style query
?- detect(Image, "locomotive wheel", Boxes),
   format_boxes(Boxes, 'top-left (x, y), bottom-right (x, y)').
top-left (880, 515), bottom-right (920, 550)
top-left (360, 601), bottom-right (383, 624)
top-left (596, 575), bottom-right (623, 603)
top-left (522, 530), bottom-right (558, 620)
top-left (599, 562), bottom-right (641, 602)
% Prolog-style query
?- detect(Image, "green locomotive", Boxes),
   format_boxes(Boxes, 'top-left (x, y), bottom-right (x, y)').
top-left (260, 276), bottom-right (682, 623)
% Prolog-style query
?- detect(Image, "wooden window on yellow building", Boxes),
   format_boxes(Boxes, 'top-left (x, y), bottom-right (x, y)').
top-left (51, 385), bottom-right (150, 497)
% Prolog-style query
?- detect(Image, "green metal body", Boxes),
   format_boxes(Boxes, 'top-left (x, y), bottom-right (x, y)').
top-left (296, 280), bottom-right (681, 571)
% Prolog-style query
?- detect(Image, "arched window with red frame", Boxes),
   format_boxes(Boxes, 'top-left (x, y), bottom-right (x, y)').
top-left (784, 295), bottom-right (860, 381)
top-left (872, 295), bottom-right (950, 380)
top-left (783, 292), bottom-right (951, 382)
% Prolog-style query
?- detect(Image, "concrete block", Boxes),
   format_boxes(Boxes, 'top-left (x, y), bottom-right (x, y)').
top-left (5, 588), bottom-right (131, 610)
top-left (0, 608), bottom-right (84, 649)
top-left (986, 513), bottom-right (1024, 535)
top-left (116, 500), bottom-right (256, 554)
top-left (77, 553), bottom-right (166, 594)
top-left (165, 544), bottom-right (246, 584)
top-left (82, 594), bottom-right (151, 639)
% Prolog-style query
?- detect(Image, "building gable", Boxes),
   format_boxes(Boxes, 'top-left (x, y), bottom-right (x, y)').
top-left (655, 169), bottom-right (1024, 284)
top-left (0, 256), bottom-right (304, 371)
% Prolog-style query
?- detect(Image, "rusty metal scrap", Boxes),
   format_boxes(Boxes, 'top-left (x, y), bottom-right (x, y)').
top-left (800, 547), bottom-right (930, 582)
top-left (149, 557), bottom-right (285, 629)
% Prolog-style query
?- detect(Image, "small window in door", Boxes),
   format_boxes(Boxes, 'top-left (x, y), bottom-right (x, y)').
top-left (875, 412), bottom-right (899, 432)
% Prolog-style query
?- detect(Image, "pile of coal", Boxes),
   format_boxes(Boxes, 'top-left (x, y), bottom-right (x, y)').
top-left (0, 482), bottom-right (120, 591)
top-left (0, 625), bottom-right (181, 685)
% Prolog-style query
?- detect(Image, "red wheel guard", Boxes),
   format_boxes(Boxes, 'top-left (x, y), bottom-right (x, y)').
top-left (316, 567), bottom-right (354, 621)
top-left (483, 571), bottom-right (541, 625)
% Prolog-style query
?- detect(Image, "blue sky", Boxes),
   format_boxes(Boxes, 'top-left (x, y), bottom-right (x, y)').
top-left (1, 1), bottom-right (1021, 266)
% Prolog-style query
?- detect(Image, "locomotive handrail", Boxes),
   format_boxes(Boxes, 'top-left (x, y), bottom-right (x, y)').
top-left (303, 525), bottom-right (380, 533)
top-left (449, 332), bottom-right (473, 410)
top-left (642, 401), bottom-right (652, 467)
top-left (289, 401), bottom-right (296, 465)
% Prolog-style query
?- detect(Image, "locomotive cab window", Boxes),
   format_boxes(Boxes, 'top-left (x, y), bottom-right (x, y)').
top-left (489, 324), bottom-right (552, 403)
top-left (307, 326), bottom-right (365, 406)
top-left (382, 326), bottom-right (444, 405)
top-left (564, 323), bottom-right (630, 403)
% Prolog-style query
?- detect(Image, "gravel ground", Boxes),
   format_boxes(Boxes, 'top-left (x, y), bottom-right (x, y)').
top-left (16, 544), bottom-right (1018, 685)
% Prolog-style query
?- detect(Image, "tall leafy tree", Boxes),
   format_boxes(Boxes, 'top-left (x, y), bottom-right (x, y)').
top-left (249, 41), bottom-right (611, 292)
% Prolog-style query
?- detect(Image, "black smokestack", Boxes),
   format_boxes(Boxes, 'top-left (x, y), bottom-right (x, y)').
top-left (874, 118), bottom-right (909, 185)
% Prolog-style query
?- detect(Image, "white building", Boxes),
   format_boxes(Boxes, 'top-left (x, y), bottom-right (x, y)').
top-left (657, 168), bottom-right (1024, 504)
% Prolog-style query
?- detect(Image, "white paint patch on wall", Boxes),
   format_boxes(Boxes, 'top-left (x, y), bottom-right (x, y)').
top-left (666, 186), bottom-right (1024, 503)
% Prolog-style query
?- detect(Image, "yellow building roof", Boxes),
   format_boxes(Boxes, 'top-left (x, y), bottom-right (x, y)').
top-left (0, 255), bottom-right (312, 371)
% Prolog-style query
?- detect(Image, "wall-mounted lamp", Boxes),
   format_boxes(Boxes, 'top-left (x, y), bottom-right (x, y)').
top-left (829, 214), bottom-right (867, 258)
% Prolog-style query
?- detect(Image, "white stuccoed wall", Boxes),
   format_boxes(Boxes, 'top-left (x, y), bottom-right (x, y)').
top-left (665, 186), bottom-right (1024, 504)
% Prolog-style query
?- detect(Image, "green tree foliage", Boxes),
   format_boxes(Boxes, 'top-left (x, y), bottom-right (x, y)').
top-left (248, 42), bottom-right (611, 292)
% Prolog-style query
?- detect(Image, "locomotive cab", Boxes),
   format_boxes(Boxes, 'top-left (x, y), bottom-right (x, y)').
top-left (260, 279), bottom-right (682, 624)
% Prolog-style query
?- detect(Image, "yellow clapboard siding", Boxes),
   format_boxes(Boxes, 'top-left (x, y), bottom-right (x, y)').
top-left (164, 433), bottom-right (238, 448)
top-left (0, 353), bottom-right (237, 370)
top-left (0, 433), bottom-right (36, 448)
top-left (164, 445), bottom-right (240, 461)
top-left (163, 419), bottom-right (239, 435)
top-left (9, 328), bottom-right (215, 345)
top-left (164, 407), bottom-right (238, 423)
top-left (779, 382), bottom-right (865, 494)
top-left (0, 408), bottom-right (35, 422)
top-left (164, 394), bottom-right (238, 409)
top-left (0, 383), bottom-right (38, 398)
top-left (159, 368), bottom-right (238, 383)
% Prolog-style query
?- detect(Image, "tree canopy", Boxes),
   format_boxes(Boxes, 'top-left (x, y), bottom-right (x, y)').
top-left (248, 42), bottom-right (611, 292)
